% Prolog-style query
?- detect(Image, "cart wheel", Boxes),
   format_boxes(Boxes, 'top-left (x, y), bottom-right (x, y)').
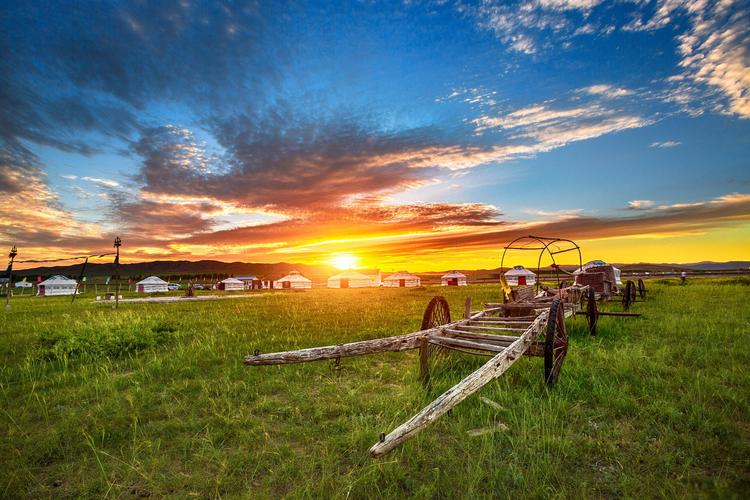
top-left (586, 287), bottom-right (598, 336)
top-left (622, 281), bottom-right (635, 311)
top-left (637, 278), bottom-right (646, 300)
top-left (421, 296), bottom-right (451, 330)
top-left (544, 298), bottom-right (568, 386)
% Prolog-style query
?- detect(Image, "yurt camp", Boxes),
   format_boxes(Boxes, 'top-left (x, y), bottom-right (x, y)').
top-left (274, 271), bottom-right (312, 289)
top-left (136, 276), bottom-right (169, 293)
top-left (441, 271), bottom-right (467, 286)
top-left (575, 260), bottom-right (623, 285)
top-left (328, 270), bottom-right (374, 288)
top-left (383, 271), bottom-right (421, 288)
top-left (504, 266), bottom-right (537, 286)
top-left (218, 277), bottom-right (244, 291)
top-left (36, 275), bottom-right (78, 296)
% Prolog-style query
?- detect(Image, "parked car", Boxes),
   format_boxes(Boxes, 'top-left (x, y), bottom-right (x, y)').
top-left (193, 283), bottom-right (205, 290)
top-left (167, 283), bottom-right (181, 291)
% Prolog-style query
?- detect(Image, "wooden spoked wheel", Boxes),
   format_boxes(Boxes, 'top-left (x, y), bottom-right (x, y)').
top-left (637, 278), bottom-right (646, 299)
top-left (622, 281), bottom-right (635, 311)
top-left (421, 296), bottom-right (451, 330)
top-left (586, 287), bottom-right (598, 336)
top-left (544, 298), bottom-right (568, 386)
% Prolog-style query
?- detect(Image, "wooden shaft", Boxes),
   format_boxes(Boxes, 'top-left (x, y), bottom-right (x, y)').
top-left (369, 312), bottom-right (547, 457)
top-left (244, 331), bottom-right (424, 365)
top-left (463, 297), bottom-right (473, 319)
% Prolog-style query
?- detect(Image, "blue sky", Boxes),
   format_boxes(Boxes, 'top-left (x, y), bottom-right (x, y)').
top-left (1, 0), bottom-right (749, 268)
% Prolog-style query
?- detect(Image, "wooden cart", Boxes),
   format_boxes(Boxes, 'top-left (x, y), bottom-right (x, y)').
top-left (244, 290), bottom-right (581, 457)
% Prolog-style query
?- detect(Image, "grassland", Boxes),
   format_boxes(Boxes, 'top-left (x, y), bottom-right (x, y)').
top-left (1, 279), bottom-right (749, 498)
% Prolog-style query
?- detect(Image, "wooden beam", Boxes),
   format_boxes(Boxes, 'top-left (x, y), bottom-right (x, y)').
top-left (369, 312), bottom-right (548, 457)
top-left (463, 297), bottom-right (473, 319)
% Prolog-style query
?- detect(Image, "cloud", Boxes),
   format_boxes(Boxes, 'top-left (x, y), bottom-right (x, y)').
top-left (581, 84), bottom-right (634, 99)
top-left (81, 176), bottom-right (120, 188)
top-left (628, 199), bottom-right (656, 210)
top-left (650, 140), bottom-right (681, 148)
top-left (624, 0), bottom-right (750, 118)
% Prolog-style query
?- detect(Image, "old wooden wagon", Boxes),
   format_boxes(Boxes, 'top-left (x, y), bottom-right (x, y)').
top-left (244, 235), bottom-right (601, 456)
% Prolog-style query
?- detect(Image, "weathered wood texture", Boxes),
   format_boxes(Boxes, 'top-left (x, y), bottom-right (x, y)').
top-left (369, 311), bottom-right (548, 457)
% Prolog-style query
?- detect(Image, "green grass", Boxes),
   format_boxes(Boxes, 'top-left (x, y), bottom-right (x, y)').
top-left (1, 279), bottom-right (749, 498)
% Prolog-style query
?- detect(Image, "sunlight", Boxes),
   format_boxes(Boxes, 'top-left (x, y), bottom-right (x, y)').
top-left (328, 253), bottom-right (359, 270)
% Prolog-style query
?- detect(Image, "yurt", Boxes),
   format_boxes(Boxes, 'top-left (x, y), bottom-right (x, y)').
top-left (575, 260), bottom-right (622, 285)
top-left (274, 271), bottom-right (312, 289)
top-left (383, 271), bottom-right (421, 288)
top-left (441, 271), bottom-right (467, 286)
top-left (218, 277), bottom-right (244, 291)
top-left (504, 266), bottom-right (537, 286)
top-left (328, 270), bottom-right (373, 288)
top-left (136, 276), bottom-right (169, 293)
top-left (37, 275), bottom-right (78, 296)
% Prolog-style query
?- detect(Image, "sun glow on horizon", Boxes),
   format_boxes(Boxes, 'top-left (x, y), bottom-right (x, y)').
top-left (328, 253), bottom-right (360, 270)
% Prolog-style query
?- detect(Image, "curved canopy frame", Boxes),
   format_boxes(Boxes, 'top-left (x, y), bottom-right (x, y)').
top-left (500, 235), bottom-right (582, 292)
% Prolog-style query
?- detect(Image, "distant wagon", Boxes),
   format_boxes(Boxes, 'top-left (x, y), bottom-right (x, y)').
top-left (274, 271), bottom-right (312, 289)
top-left (383, 271), bottom-right (421, 288)
top-left (218, 277), bottom-right (244, 291)
top-left (328, 271), bottom-right (374, 288)
top-left (136, 276), bottom-right (169, 293)
top-left (441, 271), bottom-right (467, 286)
top-left (37, 275), bottom-right (78, 296)
top-left (574, 260), bottom-right (622, 285)
top-left (504, 266), bottom-right (537, 286)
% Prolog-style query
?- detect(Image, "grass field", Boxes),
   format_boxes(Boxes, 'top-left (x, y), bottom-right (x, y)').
top-left (1, 279), bottom-right (749, 498)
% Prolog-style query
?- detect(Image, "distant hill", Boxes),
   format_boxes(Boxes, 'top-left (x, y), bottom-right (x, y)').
top-left (13, 260), bottom-right (336, 283)
top-left (12, 259), bottom-right (749, 282)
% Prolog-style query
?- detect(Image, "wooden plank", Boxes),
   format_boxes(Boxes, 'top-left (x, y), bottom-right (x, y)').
top-left (369, 312), bottom-right (548, 457)
top-left (444, 329), bottom-right (520, 342)
top-left (430, 334), bottom-right (508, 353)
top-left (454, 324), bottom-right (528, 333)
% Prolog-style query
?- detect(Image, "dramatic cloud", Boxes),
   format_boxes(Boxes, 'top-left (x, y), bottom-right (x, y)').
top-left (628, 199), bottom-right (656, 210)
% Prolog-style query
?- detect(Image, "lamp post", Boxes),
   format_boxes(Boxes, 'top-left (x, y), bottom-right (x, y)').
top-left (113, 236), bottom-right (121, 309)
top-left (5, 246), bottom-right (17, 310)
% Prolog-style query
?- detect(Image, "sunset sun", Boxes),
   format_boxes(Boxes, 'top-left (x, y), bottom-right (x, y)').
top-left (329, 253), bottom-right (359, 270)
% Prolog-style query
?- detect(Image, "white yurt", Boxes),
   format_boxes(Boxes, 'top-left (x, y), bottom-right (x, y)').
top-left (219, 277), bottom-right (244, 291)
top-left (504, 266), bottom-right (537, 286)
top-left (274, 271), bottom-right (312, 289)
top-left (574, 260), bottom-right (622, 285)
top-left (328, 270), bottom-right (373, 288)
top-left (383, 271), bottom-right (421, 288)
top-left (441, 271), bottom-right (467, 286)
top-left (37, 275), bottom-right (78, 296)
top-left (136, 276), bottom-right (169, 293)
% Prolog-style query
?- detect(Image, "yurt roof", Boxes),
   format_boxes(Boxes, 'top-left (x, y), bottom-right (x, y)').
top-left (329, 270), bottom-right (372, 281)
top-left (136, 276), bottom-right (168, 285)
top-left (39, 275), bottom-right (77, 285)
top-left (235, 276), bottom-right (257, 280)
top-left (277, 271), bottom-right (311, 282)
top-left (384, 271), bottom-right (419, 280)
top-left (504, 266), bottom-right (536, 276)
top-left (441, 270), bottom-right (467, 279)
top-left (221, 278), bottom-right (244, 284)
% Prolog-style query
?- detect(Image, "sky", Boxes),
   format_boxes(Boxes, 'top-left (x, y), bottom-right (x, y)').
top-left (1, 0), bottom-right (749, 271)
